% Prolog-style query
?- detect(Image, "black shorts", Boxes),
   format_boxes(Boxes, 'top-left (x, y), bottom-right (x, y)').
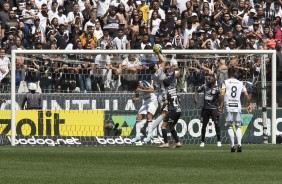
top-left (164, 111), bottom-right (181, 124)
top-left (201, 109), bottom-right (219, 124)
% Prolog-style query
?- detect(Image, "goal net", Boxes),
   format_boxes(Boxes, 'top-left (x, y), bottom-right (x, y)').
top-left (0, 49), bottom-right (278, 146)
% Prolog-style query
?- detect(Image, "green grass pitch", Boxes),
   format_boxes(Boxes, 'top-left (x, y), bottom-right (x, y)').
top-left (0, 144), bottom-right (281, 184)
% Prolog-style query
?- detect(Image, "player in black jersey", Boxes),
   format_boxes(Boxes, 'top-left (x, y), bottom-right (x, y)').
top-left (158, 78), bottom-right (182, 148)
top-left (195, 75), bottom-right (221, 148)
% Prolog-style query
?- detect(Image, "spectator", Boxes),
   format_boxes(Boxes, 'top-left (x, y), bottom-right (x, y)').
top-left (116, 3), bottom-right (129, 31)
top-left (183, 18), bottom-right (196, 48)
top-left (48, 0), bottom-right (58, 20)
top-left (148, 10), bottom-right (161, 45)
top-left (31, 16), bottom-right (45, 43)
top-left (34, 57), bottom-right (54, 93)
top-left (34, 0), bottom-right (48, 10)
top-left (96, 27), bottom-right (114, 49)
top-left (94, 20), bottom-right (103, 40)
top-left (264, 30), bottom-right (277, 49)
top-left (81, 25), bottom-right (97, 49)
top-left (156, 20), bottom-right (173, 46)
top-left (84, 12), bottom-right (97, 32)
top-left (129, 13), bottom-right (141, 40)
top-left (140, 34), bottom-right (151, 49)
top-left (274, 1), bottom-right (282, 17)
top-left (10, 36), bottom-right (25, 51)
top-left (138, 0), bottom-right (150, 23)
top-left (0, 10), bottom-right (19, 38)
top-left (81, 0), bottom-right (94, 27)
top-left (54, 5), bottom-right (68, 27)
top-left (148, 1), bottom-right (165, 20)
top-left (264, 0), bottom-right (275, 21)
top-left (67, 3), bottom-right (84, 34)
top-left (121, 54), bottom-right (141, 92)
top-left (242, 9), bottom-right (257, 31)
top-left (103, 5), bottom-right (120, 38)
top-left (55, 62), bottom-right (78, 93)
top-left (4, 31), bottom-right (16, 54)
top-left (22, 1), bottom-right (37, 38)
top-left (44, 32), bottom-right (57, 49)
top-left (0, 48), bottom-right (10, 88)
top-left (0, 3), bottom-right (11, 38)
top-left (92, 53), bottom-right (111, 92)
top-left (55, 24), bottom-right (69, 49)
top-left (96, 0), bottom-right (111, 21)
top-left (113, 29), bottom-right (130, 59)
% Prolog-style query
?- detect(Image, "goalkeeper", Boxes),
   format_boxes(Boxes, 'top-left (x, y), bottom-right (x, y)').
top-left (194, 75), bottom-right (222, 148)
top-left (144, 44), bottom-right (169, 142)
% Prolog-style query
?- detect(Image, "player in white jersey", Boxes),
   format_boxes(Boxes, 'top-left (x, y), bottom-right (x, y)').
top-left (218, 67), bottom-right (252, 153)
top-left (143, 45), bottom-right (168, 142)
top-left (0, 49), bottom-right (10, 83)
top-left (131, 80), bottom-right (159, 143)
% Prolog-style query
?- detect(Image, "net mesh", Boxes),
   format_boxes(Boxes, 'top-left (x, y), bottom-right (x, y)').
top-left (0, 51), bottom-right (275, 146)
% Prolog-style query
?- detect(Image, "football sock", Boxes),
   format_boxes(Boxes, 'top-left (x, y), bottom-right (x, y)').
top-left (152, 115), bottom-right (163, 130)
top-left (161, 128), bottom-right (168, 144)
top-left (136, 119), bottom-right (146, 137)
top-left (147, 120), bottom-right (153, 136)
top-left (201, 122), bottom-right (207, 142)
top-left (142, 121), bottom-right (148, 131)
top-left (170, 129), bottom-right (179, 143)
top-left (236, 127), bottom-right (242, 146)
top-left (228, 127), bottom-right (235, 147)
top-left (215, 123), bottom-right (221, 142)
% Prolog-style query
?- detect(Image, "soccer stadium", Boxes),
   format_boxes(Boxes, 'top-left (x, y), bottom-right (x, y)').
top-left (0, 0), bottom-right (282, 183)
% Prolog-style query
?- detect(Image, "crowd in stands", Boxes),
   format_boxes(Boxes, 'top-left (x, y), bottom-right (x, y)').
top-left (0, 0), bottom-right (280, 93)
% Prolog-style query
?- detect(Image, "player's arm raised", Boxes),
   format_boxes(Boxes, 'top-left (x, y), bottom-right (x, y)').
top-left (136, 85), bottom-right (154, 93)
top-left (218, 88), bottom-right (225, 113)
top-left (243, 91), bottom-right (252, 113)
top-left (194, 85), bottom-right (203, 108)
top-left (153, 44), bottom-right (166, 68)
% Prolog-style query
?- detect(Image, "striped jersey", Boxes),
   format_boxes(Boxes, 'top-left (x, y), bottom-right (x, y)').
top-left (162, 86), bottom-right (181, 112)
top-left (197, 84), bottom-right (220, 109)
top-left (139, 80), bottom-right (157, 101)
top-left (221, 78), bottom-right (246, 112)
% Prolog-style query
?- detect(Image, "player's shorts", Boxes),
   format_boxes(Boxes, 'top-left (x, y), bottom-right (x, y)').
top-left (156, 90), bottom-right (165, 104)
top-left (225, 112), bottom-right (242, 127)
top-left (164, 111), bottom-right (181, 124)
top-left (201, 109), bottom-right (219, 124)
top-left (138, 98), bottom-right (158, 116)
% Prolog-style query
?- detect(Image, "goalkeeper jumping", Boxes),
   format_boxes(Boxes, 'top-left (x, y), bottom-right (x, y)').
top-left (143, 44), bottom-right (169, 143)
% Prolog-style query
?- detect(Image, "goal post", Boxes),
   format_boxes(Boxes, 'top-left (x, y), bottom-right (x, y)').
top-left (9, 49), bottom-right (277, 146)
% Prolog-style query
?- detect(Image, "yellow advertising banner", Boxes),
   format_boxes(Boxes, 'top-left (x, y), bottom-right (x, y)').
top-left (0, 110), bottom-right (104, 136)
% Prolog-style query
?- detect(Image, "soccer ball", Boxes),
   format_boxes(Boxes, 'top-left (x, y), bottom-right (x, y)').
top-left (153, 44), bottom-right (162, 54)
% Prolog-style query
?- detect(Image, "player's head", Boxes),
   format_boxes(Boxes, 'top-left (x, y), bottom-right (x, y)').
top-left (131, 80), bottom-right (140, 90)
top-left (28, 82), bottom-right (37, 92)
top-left (206, 75), bottom-right (216, 86)
top-left (228, 67), bottom-right (236, 78)
top-left (163, 78), bottom-right (170, 88)
top-left (149, 64), bottom-right (158, 74)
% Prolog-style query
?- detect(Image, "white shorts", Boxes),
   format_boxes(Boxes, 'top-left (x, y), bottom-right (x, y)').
top-left (225, 112), bottom-right (242, 127)
top-left (138, 99), bottom-right (158, 116)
